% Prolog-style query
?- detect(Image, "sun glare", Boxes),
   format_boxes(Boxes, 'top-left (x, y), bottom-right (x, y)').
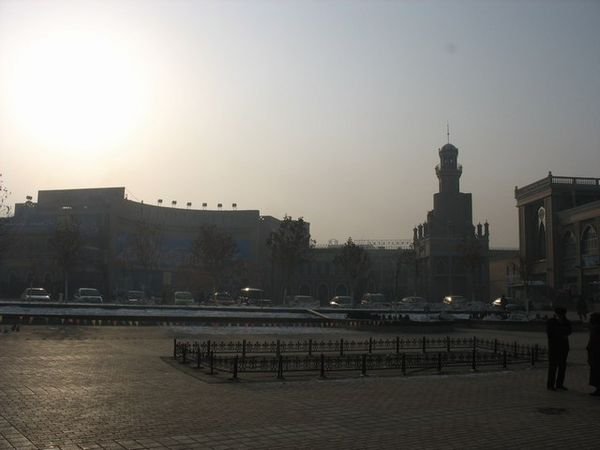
top-left (6, 27), bottom-right (149, 156)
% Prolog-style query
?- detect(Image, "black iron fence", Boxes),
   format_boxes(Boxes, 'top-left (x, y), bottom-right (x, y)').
top-left (172, 336), bottom-right (546, 380)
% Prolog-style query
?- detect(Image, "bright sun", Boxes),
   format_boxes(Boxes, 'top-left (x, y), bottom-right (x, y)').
top-left (5, 26), bottom-right (149, 155)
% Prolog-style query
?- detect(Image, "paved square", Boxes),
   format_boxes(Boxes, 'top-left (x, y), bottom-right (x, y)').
top-left (1, 325), bottom-right (599, 449)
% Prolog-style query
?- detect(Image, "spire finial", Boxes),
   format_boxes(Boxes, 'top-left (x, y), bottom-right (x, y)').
top-left (446, 122), bottom-right (450, 144)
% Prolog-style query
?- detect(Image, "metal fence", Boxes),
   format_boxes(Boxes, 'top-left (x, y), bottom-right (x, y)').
top-left (172, 336), bottom-right (546, 380)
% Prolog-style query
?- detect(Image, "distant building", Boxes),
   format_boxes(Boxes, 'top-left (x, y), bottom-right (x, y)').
top-left (488, 248), bottom-right (520, 301)
top-left (413, 141), bottom-right (490, 302)
top-left (0, 187), bottom-right (282, 301)
top-left (514, 173), bottom-right (600, 304)
top-left (296, 242), bottom-right (415, 305)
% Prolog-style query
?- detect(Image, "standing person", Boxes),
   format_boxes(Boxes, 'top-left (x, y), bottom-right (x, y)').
top-left (587, 312), bottom-right (600, 396)
top-left (546, 307), bottom-right (572, 391)
top-left (577, 296), bottom-right (589, 322)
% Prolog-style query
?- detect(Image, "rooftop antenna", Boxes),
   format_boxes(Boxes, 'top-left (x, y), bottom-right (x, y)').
top-left (447, 121), bottom-right (450, 143)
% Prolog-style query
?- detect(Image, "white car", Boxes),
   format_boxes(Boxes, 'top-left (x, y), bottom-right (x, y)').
top-left (21, 288), bottom-right (51, 302)
top-left (174, 291), bottom-right (195, 306)
top-left (442, 295), bottom-right (468, 308)
top-left (329, 296), bottom-right (354, 308)
top-left (73, 288), bottom-right (103, 304)
top-left (398, 296), bottom-right (428, 310)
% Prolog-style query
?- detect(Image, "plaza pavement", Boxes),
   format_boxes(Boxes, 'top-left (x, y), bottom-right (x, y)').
top-left (0, 324), bottom-right (599, 450)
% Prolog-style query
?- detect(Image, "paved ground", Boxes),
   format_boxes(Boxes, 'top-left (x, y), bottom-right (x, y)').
top-left (0, 324), bottom-right (599, 450)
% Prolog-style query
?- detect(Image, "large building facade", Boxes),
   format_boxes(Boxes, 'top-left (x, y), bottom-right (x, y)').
top-left (0, 187), bottom-right (282, 301)
top-left (514, 173), bottom-right (600, 304)
top-left (294, 241), bottom-right (415, 306)
top-left (413, 142), bottom-right (490, 302)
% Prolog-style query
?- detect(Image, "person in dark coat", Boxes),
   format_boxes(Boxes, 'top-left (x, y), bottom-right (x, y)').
top-left (546, 307), bottom-right (572, 391)
top-left (587, 312), bottom-right (600, 396)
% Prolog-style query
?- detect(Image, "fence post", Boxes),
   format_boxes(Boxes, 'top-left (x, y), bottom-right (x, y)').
top-left (207, 340), bottom-right (211, 357)
top-left (242, 339), bottom-right (246, 358)
top-left (361, 354), bottom-right (367, 377)
top-left (182, 343), bottom-right (187, 364)
top-left (530, 348), bottom-right (535, 366)
top-left (503, 350), bottom-right (507, 369)
top-left (369, 338), bottom-right (373, 354)
top-left (422, 336), bottom-right (426, 353)
top-left (197, 347), bottom-right (201, 369)
top-left (340, 338), bottom-right (344, 356)
top-left (173, 338), bottom-right (177, 359)
top-left (473, 336), bottom-right (477, 351)
top-left (309, 339), bottom-right (313, 357)
top-left (438, 353), bottom-right (442, 373)
top-left (396, 336), bottom-right (400, 355)
top-left (277, 355), bottom-right (284, 380)
top-left (494, 338), bottom-right (498, 354)
top-left (513, 341), bottom-right (518, 358)
top-left (232, 355), bottom-right (238, 380)
top-left (471, 347), bottom-right (477, 371)
top-left (276, 340), bottom-right (281, 357)
top-left (534, 344), bottom-right (539, 362)
top-left (320, 353), bottom-right (325, 378)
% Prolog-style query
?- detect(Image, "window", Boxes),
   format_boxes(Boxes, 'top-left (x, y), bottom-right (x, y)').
top-left (582, 226), bottom-right (599, 268)
top-left (582, 226), bottom-right (598, 255)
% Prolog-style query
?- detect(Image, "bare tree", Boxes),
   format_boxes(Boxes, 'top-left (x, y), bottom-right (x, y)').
top-left (192, 225), bottom-right (238, 293)
top-left (333, 237), bottom-right (371, 306)
top-left (268, 215), bottom-right (312, 304)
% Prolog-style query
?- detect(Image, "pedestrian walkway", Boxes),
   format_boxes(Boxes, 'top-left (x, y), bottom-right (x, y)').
top-left (0, 326), bottom-right (599, 449)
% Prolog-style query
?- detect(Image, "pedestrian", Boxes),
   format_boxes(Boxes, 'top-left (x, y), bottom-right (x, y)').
top-left (587, 312), bottom-right (600, 396)
top-left (546, 306), bottom-right (572, 391)
top-left (576, 296), bottom-right (589, 322)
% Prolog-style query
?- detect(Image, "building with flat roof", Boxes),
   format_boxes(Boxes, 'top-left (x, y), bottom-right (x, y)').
top-left (0, 187), bottom-right (282, 301)
top-left (514, 173), bottom-right (600, 305)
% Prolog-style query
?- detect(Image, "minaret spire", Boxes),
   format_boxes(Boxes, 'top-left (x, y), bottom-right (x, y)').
top-left (446, 122), bottom-right (450, 143)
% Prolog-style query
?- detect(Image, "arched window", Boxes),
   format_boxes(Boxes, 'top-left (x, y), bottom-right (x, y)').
top-left (581, 226), bottom-right (598, 256)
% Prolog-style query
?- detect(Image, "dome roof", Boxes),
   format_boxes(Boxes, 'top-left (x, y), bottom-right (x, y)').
top-left (440, 143), bottom-right (458, 152)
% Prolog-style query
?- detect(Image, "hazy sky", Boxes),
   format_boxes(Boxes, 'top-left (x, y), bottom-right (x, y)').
top-left (1, 0), bottom-right (599, 247)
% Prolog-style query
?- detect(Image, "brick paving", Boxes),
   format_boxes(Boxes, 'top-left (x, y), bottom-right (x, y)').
top-left (0, 325), bottom-right (599, 449)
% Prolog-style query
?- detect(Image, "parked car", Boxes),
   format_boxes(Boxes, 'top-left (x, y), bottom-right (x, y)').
top-left (73, 288), bottom-right (103, 304)
top-left (174, 291), bottom-right (195, 306)
top-left (211, 292), bottom-right (236, 306)
top-left (491, 297), bottom-right (526, 311)
top-left (20, 288), bottom-right (51, 302)
top-left (238, 287), bottom-right (272, 307)
top-left (360, 293), bottom-right (390, 308)
top-left (125, 290), bottom-right (147, 305)
top-left (491, 297), bottom-right (511, 309)
top-left (329, 295), bottom-right (354, 307)
top-left (442, 295), bottom-right (468, 308)
top-left (398, 296), bottom-right (429, 310)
